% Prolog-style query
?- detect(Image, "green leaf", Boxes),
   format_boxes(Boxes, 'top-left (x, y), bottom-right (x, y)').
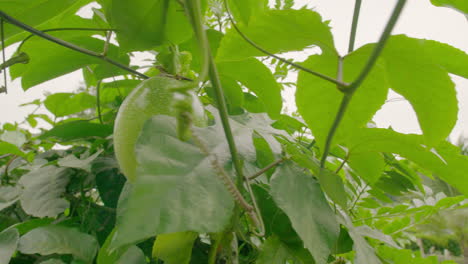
top-left (296, 47), bottom-right (388, 150)
top-left (116, 246), bottom-right (146, 264)
top-left (378, 35), bottom-right (460, 145)
top-left (2, 0), bottom-right (92, 43)
top-left (58, 150), bottom-right (102, 172)
top-left (0, 186), bottom-right (22, 211)
top-left (271, 162), bottom-right (339, 264)
top-left (253, 185), bottom-right (303, 247)
top-left (430, 0), bottom-right (468, 14)
top-left (18, 225), bottom-right (98, 263)
top-left (0, 141), bottom-right (25, 157)
top-left (256, 236), bottom-right (293, 264)
top-left (152, 231), bottom-right (198, 264)
top-left (44, 93), bottom-right (96, 117)
top-left (39, 121), bottom-right (113, 141)
top-left (10, 33), bottom-right (129, 89)
top-left (316, 168), bottom-right (347, 208)
top-left (111, 116), bottom-right (235, 249)
top-left (347, 152), bottom-right (385, 185)
top-left (180, 29), bottom-right (223, 73)
top-left (217, 9), bottom-right (335, 61)
top-left (18, 166), bottom-right (70, 218)
top-left (0, 228), bottom-right (19, 264)
top-left (103, 0), bottom-right (195, 51)
top-left (226, 0), bottom-right (267, 25)
top-left (218, 58), bottom-right (282, 118)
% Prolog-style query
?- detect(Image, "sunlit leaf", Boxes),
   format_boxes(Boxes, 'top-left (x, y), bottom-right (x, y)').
top-left (152, 232), bottom-right (198, 264)
top-left (44, 93), bottom-right (95, 117)
top-left (217, 9), bottom-right (335, 61)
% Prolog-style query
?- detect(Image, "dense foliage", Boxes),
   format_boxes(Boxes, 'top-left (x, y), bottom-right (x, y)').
top-left (1, 0), bottom-right (468, 263)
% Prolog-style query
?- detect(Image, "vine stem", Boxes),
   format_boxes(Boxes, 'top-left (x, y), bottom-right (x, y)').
top-left (223, 0), bottom-right (348, 89)
top-left (320, 0), bottom-right (407, 168)
top-left (348, 0), bottom-right (362, 53)
top-left (0, 11), bottom-right (148, 79)
top-left (248, 157), bottom-right (288, 180)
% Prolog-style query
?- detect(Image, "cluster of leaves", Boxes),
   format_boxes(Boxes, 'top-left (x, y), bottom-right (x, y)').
top-left (1, 0), bottom-right (468, 263)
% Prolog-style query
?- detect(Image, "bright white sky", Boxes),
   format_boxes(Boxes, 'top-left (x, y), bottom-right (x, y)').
top-left (1, 0), bottom-right (467, 141)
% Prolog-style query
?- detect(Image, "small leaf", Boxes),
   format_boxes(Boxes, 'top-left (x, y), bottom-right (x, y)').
top-left (152, 231), bottom-right (198, 264)
top-left (18, 166), bottom-right (70, 218)
top-left (58, 150), bottom-right (103, 172)
top-left (44, 93), bottom-right (96, 117)
top-left (218, 58), bottom-right (282, 118)
top-left (271, 162), bottom-right (339, 264)
top-left (0, 141), bottom-right (25, 157)
top-left (18, 225), bottom-right (98, 263)
top-left (217, 9), bottom-right (335, 61)
top-left (0, 228), bottom-right (19, 264)
top-left (39, 120), bottom-right (113, 141)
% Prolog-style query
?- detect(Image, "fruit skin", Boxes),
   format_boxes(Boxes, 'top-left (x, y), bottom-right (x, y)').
top-left (113, 76), bottom-right (204, 181)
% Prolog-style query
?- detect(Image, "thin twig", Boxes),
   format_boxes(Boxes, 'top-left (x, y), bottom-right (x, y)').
top-left (248, 157), bottom-right (287, 180)
top-left (17, 27), bottom-right (116, 51)
top-left (96, 80), bottom-right (103, 124)
top-left (0, 11), bottom-right (148, 79)
top-left (348, 183), bottom-right (368, 214)
top-left (335, 152), bottom-right (349, 174)
top-left (223, 0), bottom-right (348, 89)
top-left (319, 0), bottom-right (407, 168)
top-left (1, 18), bottom-right (7, 93)
top-left (348, 0), bottom-right (362, 53)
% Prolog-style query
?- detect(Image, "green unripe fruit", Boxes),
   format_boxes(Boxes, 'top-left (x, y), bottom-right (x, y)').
top-left (113, 76), bottom-right (204, 181)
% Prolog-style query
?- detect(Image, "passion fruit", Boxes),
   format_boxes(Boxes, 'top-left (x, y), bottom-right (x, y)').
top-left (113, 76), bottom-right (204, 181)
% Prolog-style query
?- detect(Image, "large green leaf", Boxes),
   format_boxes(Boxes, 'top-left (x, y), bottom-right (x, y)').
top-left (430, 0), bottom-right (468, 14)
top-left (270, 162), bottom-right (339, 264)
top-left (152, 231), bottom-right (198, 264)
top-left (111, 116), bottom-right (235, 249)
top-left (10, 32), bottom-right (129, 89)
top-left (0, 228), bottom-right (19, 264)
top-left (2, 0), bottom-right (92, 43)
top-left (226, 0), bottom-right (267, 25)
top-left (18, 225), bottom-right (98, 263)
top-left (296, 47), bottom-right (388, 151)
top-left (217, 9), bottom-right (335, 61)
top-left (218, 58), bottom-right (282, 118)
top-left (39, 121), bottom-right (113, 141)
top-left (103, 0), bottom-right (195, 51)
top-left (377, 35), bottom-right (460, 145)
top-left (18, 166), bottom-right (70, 218)
top-left (44, 93), bottom-right (96, 117)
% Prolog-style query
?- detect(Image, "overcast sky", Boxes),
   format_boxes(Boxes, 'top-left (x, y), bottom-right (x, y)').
top-left (1, 0), bottom-right (467, 141)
